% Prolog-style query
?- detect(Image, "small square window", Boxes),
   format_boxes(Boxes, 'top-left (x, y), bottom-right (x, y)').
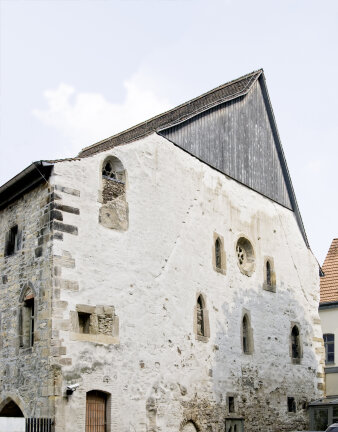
top-left (78, 312), bottom-right (91, 334)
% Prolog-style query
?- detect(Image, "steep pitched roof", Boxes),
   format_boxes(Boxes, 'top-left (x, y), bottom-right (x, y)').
top-left (79, 69), bottom-right (262, 158)
top-left (78, 69), bottom-right (309, 248)
top-left (320, 239), bottom-right (338, 303)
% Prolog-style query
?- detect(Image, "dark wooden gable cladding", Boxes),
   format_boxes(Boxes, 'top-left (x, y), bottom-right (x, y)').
top-left (159, 75), bottom-right (309, 247)
top-left (159, 78), bottom-right (291, 210)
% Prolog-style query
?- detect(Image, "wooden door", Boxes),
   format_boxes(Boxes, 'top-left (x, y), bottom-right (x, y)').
top-left (86, 391), bottom-right (106, 432)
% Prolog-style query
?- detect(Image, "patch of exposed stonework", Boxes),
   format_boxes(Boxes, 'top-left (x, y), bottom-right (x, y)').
top-left (0, 183), bottom-right (54, 418)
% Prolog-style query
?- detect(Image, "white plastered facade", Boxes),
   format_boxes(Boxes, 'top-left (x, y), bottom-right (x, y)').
top-left (49, 133), bottom-right (324, 432)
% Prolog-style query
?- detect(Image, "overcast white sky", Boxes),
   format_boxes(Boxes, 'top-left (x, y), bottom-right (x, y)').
top-left (1, 0), bottom-right (338, 264)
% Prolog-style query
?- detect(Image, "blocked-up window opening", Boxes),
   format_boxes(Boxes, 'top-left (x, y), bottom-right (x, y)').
top-left (288, 397), bottom-right (296, 413)
top-left (78, 313), bottom-right (91, 334)
top-left (99, 156), bottom-right (128, 231)
top-left (5, 225), bottom-right (18, 256)
top-left (291, 325), bottom-right (301, 359)
top-left (324, 333), bottom-right (335, 364)
top-left (215, 238), bottom-right (221, 269)
top-left (197, 295), bottom-right (205, 337)
top-left (101, 157), bottom-right (126, 204)
top-left (98, 313), bottom-right (113, 335)
top-left (242, 315), bottom-right (249, 354)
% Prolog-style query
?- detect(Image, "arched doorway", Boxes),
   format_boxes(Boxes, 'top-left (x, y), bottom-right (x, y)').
top-left (0, 400), bottom-right (24, 417)
top-left (182, 421), bottom-right (198, 432)
top-left (86, 391), bottom-right (108, 432)
top-left (0, 399), bottom-right (25, 432)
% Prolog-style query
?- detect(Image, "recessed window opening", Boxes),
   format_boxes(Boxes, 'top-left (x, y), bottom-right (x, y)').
top-left (236, 237), bottom-right (255, 276)
top-left (228, 396), bottom-right (235, 413)
top-left (215, 238), bottom-right (221, 269)
top-left (288, 397), bottom-right (296, 413)
top-left (324, 334), bottom-right (335, 364)
top-left (20, 289), bottom-right (35, 348)
top-left (5, 225), bottom-right (18, 256)
top-left (291, 325), bottom-right (301, 359)
top-left (25, 298), bottom-right (34, 347)
top-left (266, 261), bottom-right (271, 286)
top-left (242, 315), bottom-right (249, 354)
top-left (197, 295), bottom-right (205, 337)
top-left (79, 312), bottom-right (91, 334)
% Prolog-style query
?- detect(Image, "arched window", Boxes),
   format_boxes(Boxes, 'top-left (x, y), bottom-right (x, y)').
top-left (263, 257), bottom-right (276, 292)
top-left (215, 238), bottom-right (221, 269)
top-left (194, 294), bottom-right (210, 341)
top-left (197, 296), bottom-right (204, 337)
top-left (242, 313), bottom-right (253, 354)
top-left (213, 233), bottom-right (226, 274)
top-left (19, 285), bottom-right (35, 348)
top-left (291, 325), bottom-right (301, 361)
top-left (266, 261), bottom-right (271, 286)
top-left (86, 391), bottom-right (108, 432)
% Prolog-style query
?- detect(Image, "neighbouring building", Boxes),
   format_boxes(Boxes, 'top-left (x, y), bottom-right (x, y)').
top-left (0, 70), bottom-right (325, 432)
top-left (309, 239), bottom-right (338, 430)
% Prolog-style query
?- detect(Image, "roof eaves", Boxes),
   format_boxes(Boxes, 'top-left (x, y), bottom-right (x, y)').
top-left (0, 161), bottom-right (53, 210)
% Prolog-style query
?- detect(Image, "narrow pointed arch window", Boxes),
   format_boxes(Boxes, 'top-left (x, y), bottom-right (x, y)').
top-left (197, 295), bottom-right (204, 337)
top-left (19, 285), bottom-right (35, 348)
top-left (242, 315), bottom-right (249, 354)
top-left (263, 257), bottom-right (276, 292)
top-left (291, 325), bottom-right (301, 361)
top-left (241, 312), bottom-right (253, 354)
top-left (266, 261), bottom-right (271, 286)
top-left (194, 294), bottom-right (210, 341)
top-left (213, 233), bottom-right (226, 274)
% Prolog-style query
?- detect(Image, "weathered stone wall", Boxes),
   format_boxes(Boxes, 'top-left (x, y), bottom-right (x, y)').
top-left (0, 183), bottom-right (55, 418)
top-left (48, 133), bottom-right (324, 432)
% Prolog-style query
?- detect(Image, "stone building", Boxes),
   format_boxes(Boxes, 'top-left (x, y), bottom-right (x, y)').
top-left (0, 70), bottom-right (324, 432)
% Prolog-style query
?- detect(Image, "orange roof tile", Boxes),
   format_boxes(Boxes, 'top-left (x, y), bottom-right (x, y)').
top-left (320, 239), bottom-right (338, 303)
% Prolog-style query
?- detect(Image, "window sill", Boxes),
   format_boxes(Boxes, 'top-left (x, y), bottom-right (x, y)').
top-left (214, 266), bottom-right (226, 276)
top-left (196, 334), bottom-right (209, 343)
top-left (291, 358), bottom-right (301, 365)
top-left (263, 283), bottom-right (276, 293)
top-left (70, 332), bottom-right (119, 345)
top-left (19, 346), bottom-right (33, 354)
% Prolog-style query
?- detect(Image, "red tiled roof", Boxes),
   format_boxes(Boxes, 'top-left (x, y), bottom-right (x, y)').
top-left (320, 239), bottom-right (338, 303)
